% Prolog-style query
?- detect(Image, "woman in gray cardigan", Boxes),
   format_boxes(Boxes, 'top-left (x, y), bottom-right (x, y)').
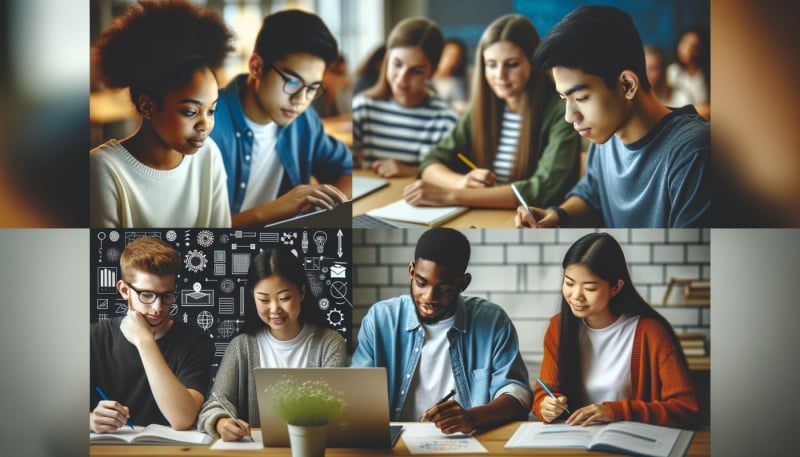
top-left (197, 246), bottom-right (346, 441)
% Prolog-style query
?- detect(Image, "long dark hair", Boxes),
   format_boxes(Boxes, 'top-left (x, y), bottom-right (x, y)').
top-left (557, 233), bottom-right (687, 411)
top-left (243, 246), bottom-right (324, 334)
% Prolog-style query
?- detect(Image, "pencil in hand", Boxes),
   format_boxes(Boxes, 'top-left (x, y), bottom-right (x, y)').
top-left (457, 153), bottom-right (479, 170)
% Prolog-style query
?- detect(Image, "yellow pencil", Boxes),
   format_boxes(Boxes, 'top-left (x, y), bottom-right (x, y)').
top-left (457, 153), bottom-right (478, 170)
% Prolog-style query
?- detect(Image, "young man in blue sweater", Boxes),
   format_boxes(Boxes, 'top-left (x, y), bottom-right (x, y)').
top-left (211, 10), bottom-right (352, 227)
top-left (515, 5), bottom-right (710, 228)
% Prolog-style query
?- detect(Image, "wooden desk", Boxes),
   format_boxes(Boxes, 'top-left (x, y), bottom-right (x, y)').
top-left (89, 422), bottom-right (710, 456)
top-left (352, 169), bottom-right (517, 228)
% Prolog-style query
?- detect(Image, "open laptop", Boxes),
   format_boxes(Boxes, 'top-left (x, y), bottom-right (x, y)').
top-left (264, 200), bottom-right (353, 228)
top-left (352, 176), bottom-right (389, 200)
top-left (254, 367), bottom-right (402, 448)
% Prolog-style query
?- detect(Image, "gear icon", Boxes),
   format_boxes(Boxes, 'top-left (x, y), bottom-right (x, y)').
top-left (197, 230), bottom-right (214, 247)
top-left (184, 249), bottom-right (208, 272)
top-left (326, 308), bottom-right (344, 327)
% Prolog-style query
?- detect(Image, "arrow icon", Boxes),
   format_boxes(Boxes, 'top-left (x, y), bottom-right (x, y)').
top-left (337, 229), bottom-right (343, 258)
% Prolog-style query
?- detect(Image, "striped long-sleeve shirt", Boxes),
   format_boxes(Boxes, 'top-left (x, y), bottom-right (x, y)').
top-left (352, 94), bottom-right (458, 167)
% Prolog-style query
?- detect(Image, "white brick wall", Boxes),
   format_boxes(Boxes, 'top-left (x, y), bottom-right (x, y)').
top-left (352, 228), bottom-right (711, 381)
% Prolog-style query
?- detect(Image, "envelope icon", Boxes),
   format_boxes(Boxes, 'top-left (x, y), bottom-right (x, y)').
top-left (330, 264), bottom-right (347, 278)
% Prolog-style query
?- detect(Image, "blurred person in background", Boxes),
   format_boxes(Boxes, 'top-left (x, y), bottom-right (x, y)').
top-left (432, 37), bottom-right (470, 114)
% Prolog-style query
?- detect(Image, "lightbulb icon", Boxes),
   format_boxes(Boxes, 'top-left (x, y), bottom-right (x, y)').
top-left (313, 231), bottom-right (327, 254)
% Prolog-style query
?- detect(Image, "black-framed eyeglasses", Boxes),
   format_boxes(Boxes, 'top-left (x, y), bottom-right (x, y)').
top-left (271, 66), bottom-right (325, 101)
top-left (126, 282), bottom-right (176, 305)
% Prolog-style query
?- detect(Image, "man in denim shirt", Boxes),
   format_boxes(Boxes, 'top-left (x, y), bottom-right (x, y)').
top-left (210, 10), bottom-right (352, 227)
top-left (351, 228), bottom-right (532, 434)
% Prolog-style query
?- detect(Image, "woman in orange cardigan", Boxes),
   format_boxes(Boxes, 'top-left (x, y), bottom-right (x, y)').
top-left (533, 232), bottom-right (700, 429)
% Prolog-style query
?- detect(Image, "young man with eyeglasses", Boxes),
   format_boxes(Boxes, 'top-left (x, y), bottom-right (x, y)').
top-left (210, 9), bottom-right (353, 227)
top-left (350, 228), bottom-right (532, 435)
top-left (90, 237), bottom-right (212, 432)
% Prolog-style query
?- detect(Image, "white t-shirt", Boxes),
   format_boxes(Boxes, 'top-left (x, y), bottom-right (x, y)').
top-left (399, 316), bottom-right (457, 421)
top-left (579, 314), bottom-right (639, 405)
top-left (256, 324), bottom-right (313, 368)
top-left (239, 119), bottom-right (284, 213)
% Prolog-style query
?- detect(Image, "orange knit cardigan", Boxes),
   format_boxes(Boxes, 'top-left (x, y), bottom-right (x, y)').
top-left (532, 314), bottom-right (700, 429)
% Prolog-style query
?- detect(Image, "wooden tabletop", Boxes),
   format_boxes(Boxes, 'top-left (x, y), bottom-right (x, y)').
top-left (89, 422), bottom-right (710, 456)
top-left (352, 169), bottom-right (517, 228)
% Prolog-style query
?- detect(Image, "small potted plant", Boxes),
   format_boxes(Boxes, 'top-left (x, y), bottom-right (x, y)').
top-left (266, 376), bottom-right (345, 457)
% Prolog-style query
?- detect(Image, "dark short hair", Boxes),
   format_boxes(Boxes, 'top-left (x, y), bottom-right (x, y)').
top-left (533, 5), bottom-right (650, 91)
top-left (254, 9), bottom-right (338, 68)
top-left (414, 228), bottom-right (470, 275)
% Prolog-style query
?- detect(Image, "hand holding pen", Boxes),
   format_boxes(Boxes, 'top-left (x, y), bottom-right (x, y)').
top-left (91, 386), bottom-right (135, 432)
top-left (421, 389), bottom-right (477, 435)
top-left (536, 378), bottom-right (571, 422)
top-left (457, 153), bottom-right (496, 188)
top-left (213, 392), bottom-right (254, 442)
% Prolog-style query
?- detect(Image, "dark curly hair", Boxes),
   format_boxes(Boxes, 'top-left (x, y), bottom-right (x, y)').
top-left (92, 0), bottom-right (234, 109)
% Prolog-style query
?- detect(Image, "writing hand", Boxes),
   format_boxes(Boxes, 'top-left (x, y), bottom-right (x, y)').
top-left (458, 169), bottom-right (495, 188)
top-left (515, 206), bottom-right (556, 228)
top-left (217, 417), bottom-right (253, 442)
top-left (90, 400), bottom-right (131, 433)
top-left (421, 400), bottom-right (478, 435)
top-left (540, 395), bottom-right (570, 423)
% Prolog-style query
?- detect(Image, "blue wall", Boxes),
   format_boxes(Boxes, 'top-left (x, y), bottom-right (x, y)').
top-left (427, 0), bottom-right (709, 63)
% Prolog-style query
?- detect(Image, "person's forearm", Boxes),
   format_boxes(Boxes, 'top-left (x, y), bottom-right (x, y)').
top-left (451, 186), bottom-right (517, 209)
top-left (137, 339), bottom-right (203, 430)
top-left (420, 163), bottom-right (464, 187)
top-left (559, 196), bottom-right (602, 227)
top-left (469, 394), bottom-right (529, 430)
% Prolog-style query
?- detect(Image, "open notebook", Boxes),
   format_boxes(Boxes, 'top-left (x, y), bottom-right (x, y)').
top-left (90, 424), bottom-right (211, 445)
top-left (505, 421), bottom-right (694, 457)
top-left (365, 199), bottom-right (468, 227)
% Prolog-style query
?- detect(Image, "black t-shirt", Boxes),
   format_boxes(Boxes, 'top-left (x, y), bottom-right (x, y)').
top-left (90, 317), bottom-right (212, 426)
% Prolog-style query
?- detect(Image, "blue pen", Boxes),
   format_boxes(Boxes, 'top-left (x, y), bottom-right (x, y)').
top-left (536, 378), bottom-right (571, 415)
top-left (96, 386), bottom-right (135, 430)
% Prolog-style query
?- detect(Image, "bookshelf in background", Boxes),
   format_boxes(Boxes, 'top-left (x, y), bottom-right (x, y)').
top-left (663, 278), bottom-right (710, 371)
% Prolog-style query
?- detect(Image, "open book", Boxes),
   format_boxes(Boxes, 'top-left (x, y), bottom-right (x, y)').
top-left (366, 199), bottom-right (468, 227)
top-left (505, 421), bottom-right (694, 457)
top-left (90, 424), bottom-right (212, 445)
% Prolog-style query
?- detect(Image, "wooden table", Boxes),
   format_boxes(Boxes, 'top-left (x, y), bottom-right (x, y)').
top-left (89, 422), bottom-right (710, 456)
top-left (352, 169), bottom-right (517, 228)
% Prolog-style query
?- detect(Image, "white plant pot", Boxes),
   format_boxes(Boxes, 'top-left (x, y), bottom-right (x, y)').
top-left (287, 423), bottom-right (328, 457)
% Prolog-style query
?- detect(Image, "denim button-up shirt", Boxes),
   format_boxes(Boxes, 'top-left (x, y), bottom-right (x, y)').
top-left (351, 295), bottom-right (532, 420)
top-left (210, 74), bottom-right (353, 214)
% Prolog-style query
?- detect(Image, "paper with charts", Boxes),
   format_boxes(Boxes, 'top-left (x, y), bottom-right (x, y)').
top-left (401, 422), bottom-right (487, 454)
